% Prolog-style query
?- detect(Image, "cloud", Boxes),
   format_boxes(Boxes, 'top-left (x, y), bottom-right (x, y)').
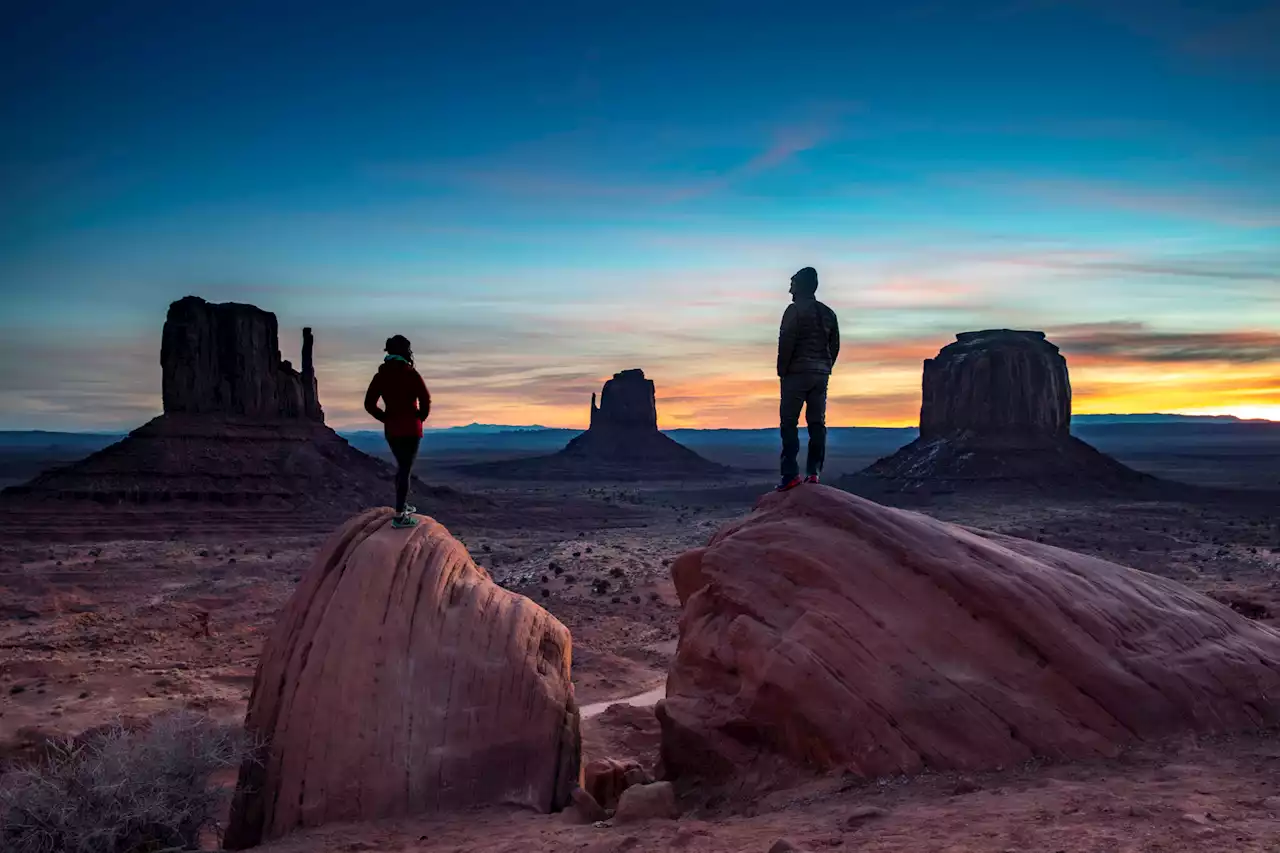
top-left (1052, 322), bottom-right (1280, 364)
top-left (957, 175), bottom-right (1280, 228)
top-left (373, 107), bottom-right (852, 206)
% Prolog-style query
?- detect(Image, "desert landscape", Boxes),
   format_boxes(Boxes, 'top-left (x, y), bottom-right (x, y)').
top-left (2, 300), bottom-right (1279, 853)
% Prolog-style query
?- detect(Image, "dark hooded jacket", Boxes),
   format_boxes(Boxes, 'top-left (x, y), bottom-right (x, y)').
top-left (777, 284), bottom-right (840, 376)
top-left (364, 357), bottom-right (431, 438)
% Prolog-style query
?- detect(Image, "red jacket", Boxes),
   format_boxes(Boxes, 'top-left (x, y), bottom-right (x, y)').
top-left (364, 358), bottom-right (431, 438)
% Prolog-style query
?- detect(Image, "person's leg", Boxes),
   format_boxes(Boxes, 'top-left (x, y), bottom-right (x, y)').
top-left (779, 374), bottom-right (805, 483)
top-left (804, 374), bottom-right (829, 478)
top-left (387, 435), bottom-right (420, 513)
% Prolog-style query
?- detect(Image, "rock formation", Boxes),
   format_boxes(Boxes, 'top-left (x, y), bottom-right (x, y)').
top-left (855, 330), bottom-right (1145, 489)
top-left (658, 486), bottom-right (1280, 787)
top-left (460, 369), bottom-right (728, 480)
top-left (224, 509), bottom-right (580, 848)
top-left (4, 296), bottom-right (465, 516)
top-left (161, 296), bottom-right (323, 422)
top-left (588, 368), bottom-right (658, 432)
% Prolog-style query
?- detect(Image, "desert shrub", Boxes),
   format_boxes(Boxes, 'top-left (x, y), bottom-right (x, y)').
top-left (1, 711), bottom-right (248, 853)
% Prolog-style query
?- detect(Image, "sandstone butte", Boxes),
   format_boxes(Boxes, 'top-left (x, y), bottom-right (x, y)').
top-left (658, 485), bottom-right (1280, 785)
top-left (860, 329), bottom-right (1145, 486)
top-left (460, 368), bottom-right (727, 480)
top-left (223, 509), bottom-right (580, 849)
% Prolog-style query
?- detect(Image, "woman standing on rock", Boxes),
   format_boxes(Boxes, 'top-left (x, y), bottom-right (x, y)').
top-left (364, 335), bottom-right (431, 528)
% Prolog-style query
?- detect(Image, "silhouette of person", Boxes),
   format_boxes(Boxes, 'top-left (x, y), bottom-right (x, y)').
top-left (776, 267), bottom-right (840, 490)
top-left (364, 335), bottom-right (431, 527)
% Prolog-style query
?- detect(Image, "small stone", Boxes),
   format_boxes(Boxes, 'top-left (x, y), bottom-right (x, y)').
top-left (1181, 812), bottom-right (1211, 826)
top-left (615, 781), bottom-right (679, 823)
top-left (844, 805), bottom-right (890, 827)
top-left (952, 775), bottom-right (983, 795)
top-left (569, 786), bottom-right (609, 823)
top-left (769, 841), bottom-right (805, 853)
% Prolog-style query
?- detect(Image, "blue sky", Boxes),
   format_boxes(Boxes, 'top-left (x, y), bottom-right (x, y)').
top-left (1, 0), bottom-right (1277, 429)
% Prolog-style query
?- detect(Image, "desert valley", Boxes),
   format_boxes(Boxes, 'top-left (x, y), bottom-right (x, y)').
top-left (1, 298), bottom-right (1279, 853)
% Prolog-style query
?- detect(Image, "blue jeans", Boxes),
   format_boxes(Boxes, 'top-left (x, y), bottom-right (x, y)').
top-left (780, 372), bottom-right (829, 479)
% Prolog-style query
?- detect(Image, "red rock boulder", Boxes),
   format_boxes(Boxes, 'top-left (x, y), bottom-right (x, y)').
top-left (224, 509), bottom-right (580, 848)
top-left (658, 486), bottom-right (1280, 785)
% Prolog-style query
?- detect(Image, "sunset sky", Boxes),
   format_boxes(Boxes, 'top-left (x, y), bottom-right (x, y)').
top-left (1, 1), bottom-right (1277, 431)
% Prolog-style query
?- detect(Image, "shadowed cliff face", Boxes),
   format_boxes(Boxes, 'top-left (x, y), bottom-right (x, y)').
top-left (920, 330), bottom-right (1070, 443)
top-left (855, 330), bottom-right (1146, 488)
top-left (589, 369), bottom-right (658, 432)
top-left (160, 295), bottom-right (323, 422)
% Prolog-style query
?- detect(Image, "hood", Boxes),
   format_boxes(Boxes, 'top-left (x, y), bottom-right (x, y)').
top-left (791, 266), bottom-right (819, 300)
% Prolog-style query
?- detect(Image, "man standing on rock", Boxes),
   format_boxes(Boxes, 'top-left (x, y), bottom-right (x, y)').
top-left (776, 266), bottom-right (840, 491)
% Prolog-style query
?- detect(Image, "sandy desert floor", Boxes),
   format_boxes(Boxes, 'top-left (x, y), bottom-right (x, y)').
top-left (1, 470), bottom-right (1279, 851)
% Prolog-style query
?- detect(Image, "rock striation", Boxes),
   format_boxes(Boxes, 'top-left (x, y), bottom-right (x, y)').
top-left (224, 509), bottom-right (581, 848)
top-left (856, 330), bottom-right (1145, 488)
top-left (657, 486), bottom-right (1280, 788)
top-left (3, 296), bottom-right (464, 516)
top-left (460, 369), bottom-right (728, 481)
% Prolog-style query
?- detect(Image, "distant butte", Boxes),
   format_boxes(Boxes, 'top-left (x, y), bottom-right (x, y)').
top-left (460, 369), bottom-right (729, 481)
top-left (3, 296), bottom-right (474, 518)
top-left (848, 329), bottom-right (1149, 491)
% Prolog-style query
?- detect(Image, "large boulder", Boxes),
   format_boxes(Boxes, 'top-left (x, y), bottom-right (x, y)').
top-left (657, 486), bottom-right (1280, 785)
top-left (224, 509), bottom-right (580, 848)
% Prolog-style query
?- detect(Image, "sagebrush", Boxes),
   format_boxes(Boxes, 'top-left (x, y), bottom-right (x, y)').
top-left (0, 711), bottom-right (249, 853)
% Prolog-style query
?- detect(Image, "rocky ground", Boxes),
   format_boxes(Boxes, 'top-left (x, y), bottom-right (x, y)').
top-left (1, 473), bottom-right (1279, 851)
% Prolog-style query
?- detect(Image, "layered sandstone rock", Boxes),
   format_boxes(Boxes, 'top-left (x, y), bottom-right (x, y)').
top-left (161, 296), bottom-right (323, 422)
top-left (224, 509), bottom-right (581, 848)
top-left (462, 369), bottom-right (728, 480)
top-left (658, 486), bottom-right (1280, 786)
top-left (858, 330), bottom-right (1145, 487)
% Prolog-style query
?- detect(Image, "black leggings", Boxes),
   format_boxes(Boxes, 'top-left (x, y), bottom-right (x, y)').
top-left (386, 434), bottom-right (421, 513)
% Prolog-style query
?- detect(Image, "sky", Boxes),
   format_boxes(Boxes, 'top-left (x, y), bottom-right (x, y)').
top-left (1, 0), bottom-right (1277, 431)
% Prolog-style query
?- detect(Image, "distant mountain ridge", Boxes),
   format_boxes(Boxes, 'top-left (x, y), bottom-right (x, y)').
top-left (0, 413), bottom-right (1273, 449)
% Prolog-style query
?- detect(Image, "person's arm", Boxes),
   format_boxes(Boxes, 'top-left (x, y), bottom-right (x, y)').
top-left (416, 372), bottom-right (432, 422)
top-left (363, 374), bottom-right (386, 423)
top-left (828, 308), bottom-right (841, 366)
top-left (777, 305), bottom-right (798, 377)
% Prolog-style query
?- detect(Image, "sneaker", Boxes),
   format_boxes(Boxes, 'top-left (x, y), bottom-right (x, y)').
top-left (804, 475), bottom-right (820, 484)
top-left (775, 476), bottom-right (803, 492)
top-left (390, 512), bottom-right (419, 529)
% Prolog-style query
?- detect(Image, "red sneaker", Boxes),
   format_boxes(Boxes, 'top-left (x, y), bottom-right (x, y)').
top-left (804, 475), bottom-right (820, 484)
top-left (775, 476), bottom-right (803, 492)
